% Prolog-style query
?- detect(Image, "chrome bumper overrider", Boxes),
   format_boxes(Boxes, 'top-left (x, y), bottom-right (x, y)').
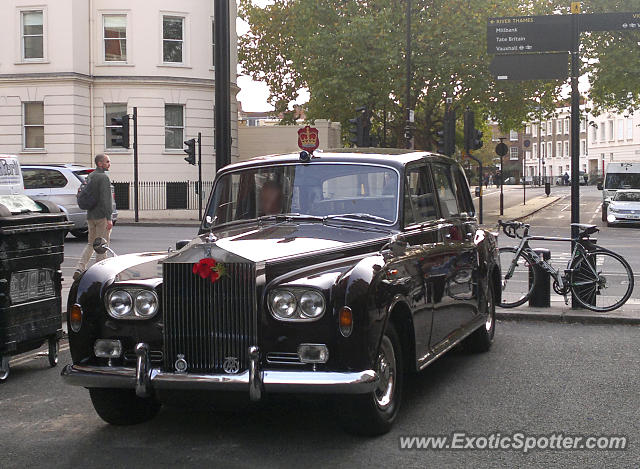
top-left (61, 343), bottom-right (378, 400)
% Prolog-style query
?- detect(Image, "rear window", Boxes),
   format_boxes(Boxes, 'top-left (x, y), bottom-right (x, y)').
top-left (73, 169), bottom-right (93, 183)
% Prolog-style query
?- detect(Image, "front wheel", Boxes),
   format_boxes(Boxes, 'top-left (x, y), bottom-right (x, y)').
top-left (498, 247), bottom-right (537, 308)
top-left (89, 388), bottom-right (160, 425)
top-left (0, 356), bottom-right (9, 382)
top-left (337, 323), bottom-right (403, 436)
top-left (570, 249), bottom-right (634, 312)
top-left (48, 337), bottom-right (59, 367)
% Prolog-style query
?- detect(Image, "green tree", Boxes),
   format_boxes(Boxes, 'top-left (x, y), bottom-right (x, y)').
top-left (239, 0), bottom-right (640, 148)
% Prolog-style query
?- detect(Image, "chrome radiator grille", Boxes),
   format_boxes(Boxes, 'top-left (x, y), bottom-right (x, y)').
top-left (162, 262), bottom-right (257, 373)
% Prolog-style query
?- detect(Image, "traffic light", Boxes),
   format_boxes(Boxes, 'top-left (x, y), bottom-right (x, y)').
top-left (348, 106), bottom-right (372, 147)
top-left (111, 115), bottom-right (130, 148)
top-left (184, 138), bottom-right (196, 165)
top-left (436, 109), bottom-right (456, 156)
top-left (463, 109), bottom-right (483, 153)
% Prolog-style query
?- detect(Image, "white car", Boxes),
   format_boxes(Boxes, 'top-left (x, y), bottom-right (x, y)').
top-left (607, 189), bottom-right (640, 226)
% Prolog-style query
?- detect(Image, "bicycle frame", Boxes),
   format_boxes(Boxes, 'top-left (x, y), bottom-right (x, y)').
top-left (504, 232), bottom-right (599, 303)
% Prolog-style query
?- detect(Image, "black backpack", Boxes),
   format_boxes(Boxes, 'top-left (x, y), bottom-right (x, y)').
top-left (77, 179), bottom-right (98, 210)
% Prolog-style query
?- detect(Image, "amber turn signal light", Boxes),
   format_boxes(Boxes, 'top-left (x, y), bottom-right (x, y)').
top-left (69, 303), bottom-right (83, 333)
top-left (339, 306), bottom-right (353, 338)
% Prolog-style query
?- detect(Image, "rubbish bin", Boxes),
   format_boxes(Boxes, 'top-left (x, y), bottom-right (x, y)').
top-left (529, 248), bottom-right (551, 308)
top-left (0, 195), bottom-right (71, 381)
top-left (545, 182), bottom-right (551, 196)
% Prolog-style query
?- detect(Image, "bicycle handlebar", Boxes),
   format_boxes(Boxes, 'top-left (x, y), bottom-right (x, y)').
top-left (498, 219), bottom-right (529, 239)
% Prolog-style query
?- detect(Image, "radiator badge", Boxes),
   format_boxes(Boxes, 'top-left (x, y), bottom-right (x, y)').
top-left (175, 354), bottom-right (188, 373)
top-left (223, 356), bottom-right (240, 374)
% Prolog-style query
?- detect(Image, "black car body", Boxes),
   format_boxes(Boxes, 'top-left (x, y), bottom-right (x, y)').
top-left (62, 149), bottom-right (501, 435)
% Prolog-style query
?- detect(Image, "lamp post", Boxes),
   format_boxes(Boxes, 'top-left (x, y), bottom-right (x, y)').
top-left (404, 0), bottom-right (413, 149)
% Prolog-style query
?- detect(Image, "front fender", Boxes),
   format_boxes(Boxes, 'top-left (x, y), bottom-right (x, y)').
top-left (68, 253), bottom-right (166, 364)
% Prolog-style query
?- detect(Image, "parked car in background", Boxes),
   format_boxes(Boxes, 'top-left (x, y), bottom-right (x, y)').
top-left (606, 189), bottom-right (640, 227)
top-left (598, 162), bottom-right (640, 221)
top-left (61, 149), bottom-right (501, 435)
top-left (21, 164), bottom-right (117, 238)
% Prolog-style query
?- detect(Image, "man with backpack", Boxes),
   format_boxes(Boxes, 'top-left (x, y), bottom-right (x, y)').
top-left (73, 154), bottom-right (113, 280)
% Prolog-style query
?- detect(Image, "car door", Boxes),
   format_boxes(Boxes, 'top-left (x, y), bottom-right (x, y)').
top-left (401, 163), bottom-right (441, 362)
top-left (21, 168), bottom-right (52, 200)
top-left (46, 169), bottom-right (76, 209)
top-left (428, 162), bottom-right (477, 349)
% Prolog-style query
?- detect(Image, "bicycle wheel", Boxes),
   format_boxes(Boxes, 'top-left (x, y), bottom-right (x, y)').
top-left (570, 248), bottom-right (634, 312)
top-left (498, 247), bottom-right (537, 308)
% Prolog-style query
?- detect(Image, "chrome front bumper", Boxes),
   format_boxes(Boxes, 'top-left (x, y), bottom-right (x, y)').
top-left (61, 343), bottom-right (378, 401)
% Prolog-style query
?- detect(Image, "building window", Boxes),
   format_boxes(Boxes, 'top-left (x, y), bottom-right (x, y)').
top-left (165, 104), bottom-right (184, 149)
top-left (22, 10), bottom-right (44, 60)
top-left (608, 120), bottom-right (614, 141)
top-left (564, 118), bottom-right (570, 134)
top-left (557, 141), bottom-right (562, 158)
top-left (525, 151), bottom-right (531, 160)
top-left (627, 118), bottom-right (633, 140)
top-left (510, 146), bottom-right (519, 160)
top-left (509, 130), bottom-right (518, 141)
top-left (547, 142), bottom-right (553, 157)
top-left (533, 143), bottom-right (537, 158)
top-left (23, 102), bottom-right (44, 150)
top-left (556, 120), bottom-right (562, 135)
top-left (104, 15), bottom-right (127, 62)
top-left (525, 125), bottom-right (531, 135)
top-left (580, 118), bottom-right (586, 132)
top-left (105, 103), bottom-right (127, 149)
top-left (532, 123), bottom-right (537, 136)
top-left (580, 140), bottom-right (586, 156)
top-left (163, 16), bottom-right (184, 63)
top-left (547, 121), bottom-right (552, 134)
top-left (600, 124), bottom-right (605, 142)
top-left (618, 120), bottom-right (624, 140)
top-left (592, 126), bottom-right (597, 143)
top-left (564, 141), bottom-right (569, 157)
top-left (540, 122), bottom-right (545, 136)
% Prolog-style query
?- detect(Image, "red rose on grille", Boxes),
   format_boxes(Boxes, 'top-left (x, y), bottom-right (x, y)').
top-left (192, 258), bottom-right (226, 283)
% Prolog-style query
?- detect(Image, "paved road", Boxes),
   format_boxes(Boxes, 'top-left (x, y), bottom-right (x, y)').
top-left (1, 321), bottom-right (637, 468)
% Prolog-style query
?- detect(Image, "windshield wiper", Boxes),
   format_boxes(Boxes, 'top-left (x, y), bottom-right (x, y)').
top-left (323, 213), bottom-right (393, 224)
top-left (257, 213), bottom-right (324, 225)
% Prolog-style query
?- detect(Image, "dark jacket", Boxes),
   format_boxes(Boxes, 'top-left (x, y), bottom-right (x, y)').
top-left (86, 168), bottom-right (113, 221)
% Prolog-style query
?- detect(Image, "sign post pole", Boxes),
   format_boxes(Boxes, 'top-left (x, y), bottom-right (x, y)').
top-left (133, 106), bottom-right (139, 223)
top-left (570, 11), bottom-right (581, 308)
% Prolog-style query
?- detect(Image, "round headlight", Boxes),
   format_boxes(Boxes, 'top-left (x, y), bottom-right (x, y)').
top-left (270, 290), bottom-right (297, 319)
top-left (107, 290), bottom-right (132, 318)
top-left (299, 290), bottom-right (325, 318)
top-left (135, 290), bottom-right (159, 318)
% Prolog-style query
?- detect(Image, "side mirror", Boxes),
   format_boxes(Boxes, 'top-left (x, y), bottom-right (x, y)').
top-left (93, 237), bottom-right (108, 255)
top-left (389, 234), bottom-right (408, 257)
top-left (176, 240), bottom-right (190, 250)
top-left (597, 182), bottom-right (603, 191)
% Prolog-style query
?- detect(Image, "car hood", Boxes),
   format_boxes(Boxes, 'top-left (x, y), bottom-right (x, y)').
top-left (168, 222), bottom-right (391, 264)
top-left (610, 201), bottom-right (640, 210)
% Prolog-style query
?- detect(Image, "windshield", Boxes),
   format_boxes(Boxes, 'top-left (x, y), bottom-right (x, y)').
top-left (613, 192), bottom-right (640, 202)
top-left (206, 163), bottom-right (399, 226)
top-left (605, 173), bottom-right (640, 190)
top-left (73, 169), bottom-right (93, 183)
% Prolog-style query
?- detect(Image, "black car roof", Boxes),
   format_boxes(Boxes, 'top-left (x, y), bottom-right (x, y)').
top-left (220, 149), bottom-right (456, 174)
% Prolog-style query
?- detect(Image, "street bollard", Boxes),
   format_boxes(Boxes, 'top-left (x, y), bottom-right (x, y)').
top-left (545, 182), bottom-right (551, 196)
top-left (475, 186), bottom-right (481, 197)
top-left (529, 248), bottom-right (551, 307)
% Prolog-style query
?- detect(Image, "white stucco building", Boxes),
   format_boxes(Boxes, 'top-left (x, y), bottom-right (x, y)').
top-left (588, 110), bottom-right (640, 177)
top-left (0, 0), bottom-right (238, 191)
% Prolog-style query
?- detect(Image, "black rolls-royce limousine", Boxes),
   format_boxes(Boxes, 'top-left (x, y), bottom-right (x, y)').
top-left (62, 149), bottom-right (501, 435)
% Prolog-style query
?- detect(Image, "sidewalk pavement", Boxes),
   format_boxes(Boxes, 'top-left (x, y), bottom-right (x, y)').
top-left (497, 301), bottom-right (640, 325)
top-left (485, 194), bottom-right (562, 222)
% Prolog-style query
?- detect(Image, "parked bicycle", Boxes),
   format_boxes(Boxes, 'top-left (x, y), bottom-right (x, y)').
top-left (497, 220), bottom-right (634, 312)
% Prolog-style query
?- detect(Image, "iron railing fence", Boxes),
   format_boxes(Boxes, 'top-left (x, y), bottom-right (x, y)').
top-left (112, 181), bottom-right (214, 211)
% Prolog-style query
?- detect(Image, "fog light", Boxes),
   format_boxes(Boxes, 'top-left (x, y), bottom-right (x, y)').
top-left (69, 304), bottom-right (83, 333)
top-left (94, 339), bottom-right (123, 358)
top-left (607, 214), bottom-right (616, 223)
top-left (298, 344), bottom-right (329, 364)
top-left (339, 306), bottom-right (353, 337)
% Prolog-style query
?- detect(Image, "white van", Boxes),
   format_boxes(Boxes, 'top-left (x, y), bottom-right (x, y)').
top-left (598, 162), bottom-right (640, 221)
top-left (0, 155), bottom-right (25, 195)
